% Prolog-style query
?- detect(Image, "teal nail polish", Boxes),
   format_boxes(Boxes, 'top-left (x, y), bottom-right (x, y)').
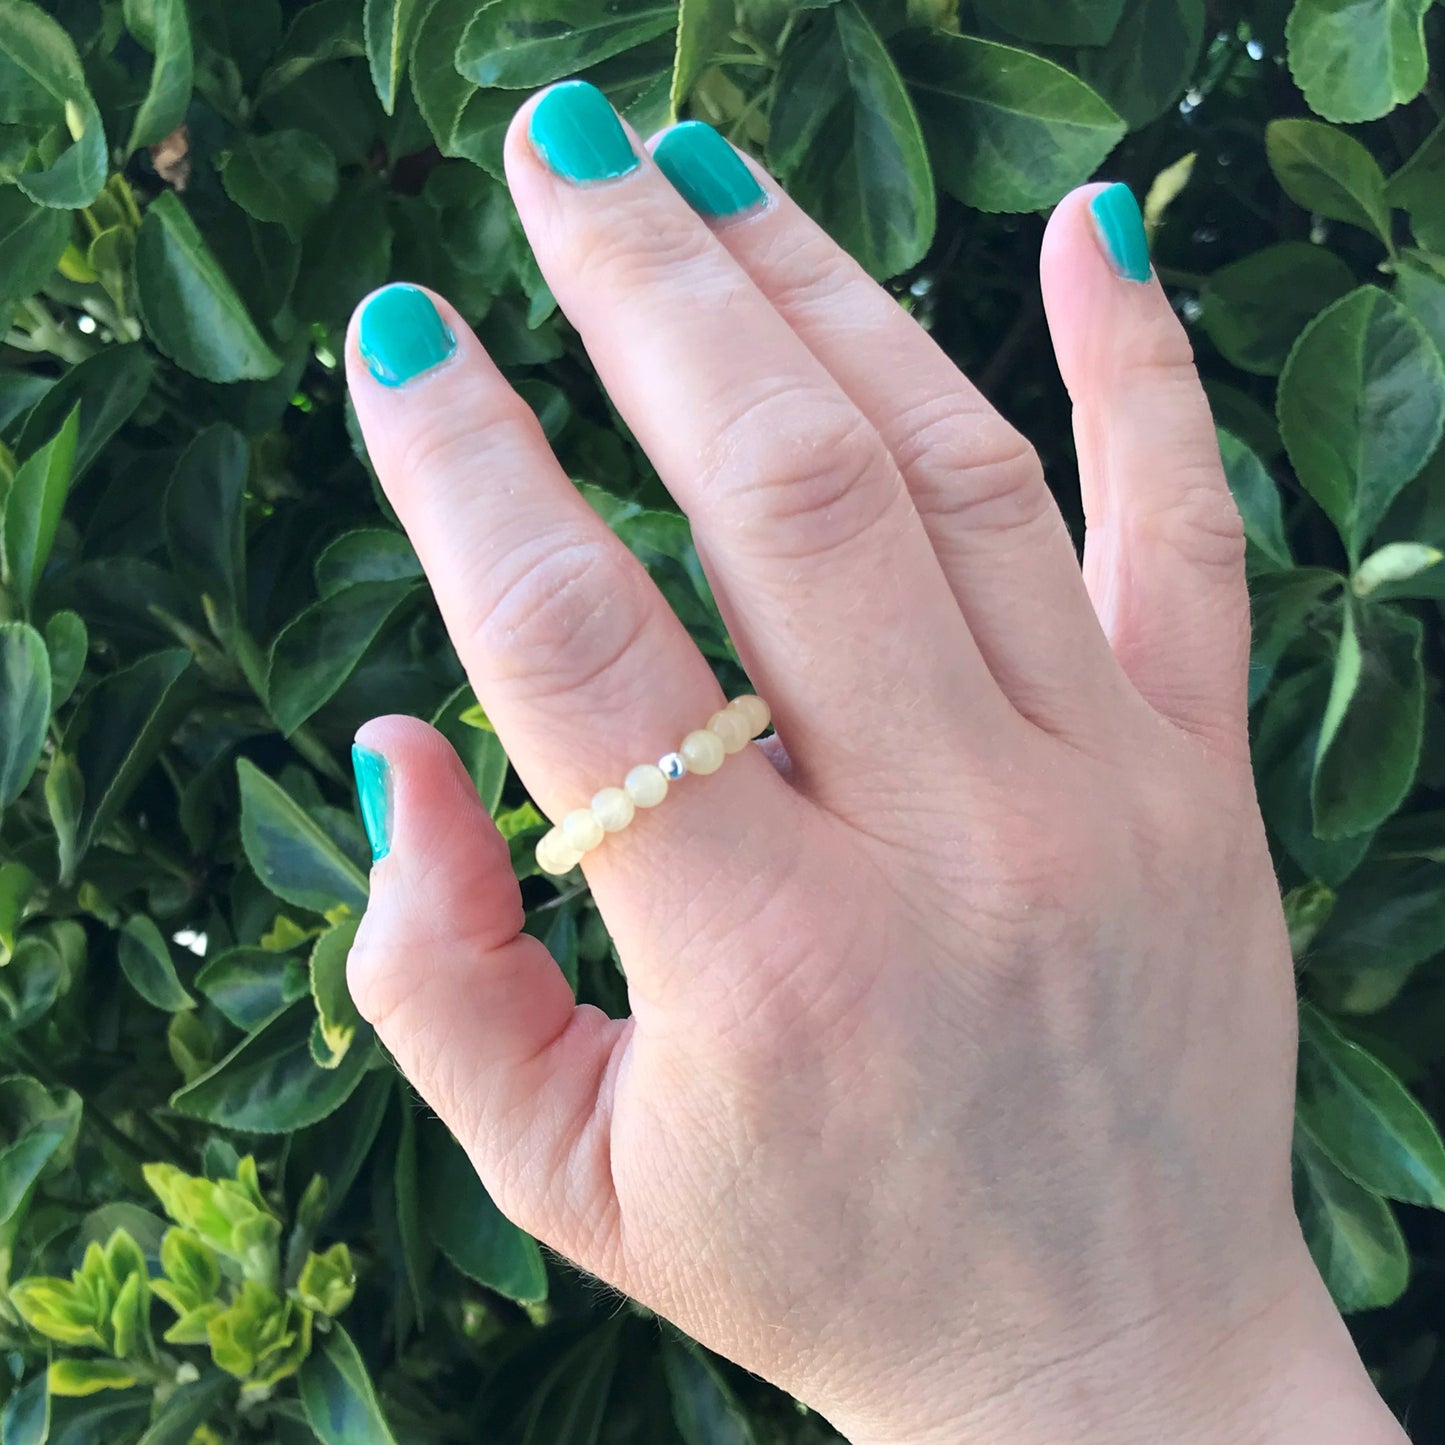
top-left (529, 80), bottom-right (638, 184)
top-left (1090, 183), bottom-right (1151, 284)
top-left (352, 743), bottom-right (392, 862)
top-left (654, 121), bottom-right (766, 220)
top-left (358, 284), bottom-right (457, 388)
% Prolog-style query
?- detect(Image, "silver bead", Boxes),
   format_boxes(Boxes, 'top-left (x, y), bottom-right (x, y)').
top-left (658, 751), bottom-right (687, 781)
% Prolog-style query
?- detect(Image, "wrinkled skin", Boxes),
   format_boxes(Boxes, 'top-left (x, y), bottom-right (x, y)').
top-left (345, 88), bottom-right (1404, 1444)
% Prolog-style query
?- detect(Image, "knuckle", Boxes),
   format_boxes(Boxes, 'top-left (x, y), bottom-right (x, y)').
top-left (565, 196), bottom-right (725, 298)
top-left (394, 394), bottom-right (541, 489)
top-left (468, 530), bottom-right (654, 704)
top-left (701, 381), bottom-right (901, 560)
top-left (1147, 464), bottom-right (1247, 576)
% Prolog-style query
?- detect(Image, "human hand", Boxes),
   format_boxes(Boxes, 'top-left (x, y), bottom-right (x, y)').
top-left (344, 84), bottom-right (1404, 1444)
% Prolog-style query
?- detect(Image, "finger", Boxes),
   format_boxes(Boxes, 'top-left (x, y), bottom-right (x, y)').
top-left (348, 715), bottom-right (625, 1265)
top-left (650, 122), bottom-right (1127, 740)
top-left (1039, 184), bottom-right (1250, 756)
top-left (507, 83), bottom-right (1016, 777)
top-left (345, 283), bottom-right (785, 903)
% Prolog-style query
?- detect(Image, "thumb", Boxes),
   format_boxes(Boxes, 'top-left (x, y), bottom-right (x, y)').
top-left (1040, 183), bottom-right (1250, 759)
top-left (347, 714), bottom-right (625, 1262)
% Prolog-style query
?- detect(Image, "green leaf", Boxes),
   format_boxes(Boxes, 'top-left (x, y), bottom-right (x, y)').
top-left (1, 1372), bottom-right (50, 1445)
top-left (1386, 122), bottom-right (1445, 253)
top-left (136, 192), bottom-right (283, 383)
top-left (61, 648), bottom-right (192, 862)
top-left (1217, 428), bottom-right (1290, 569)
top-left (297, 1324), bottom-right (398, 1445)
top-left (135, 1372), bottom-right (231, 1445)
top-left (45, 609), bottom-right (86, 710)
top-left (1352, 541), bottom-right (1443, 598)
top-left (15, 345), bottom-right (154, 483)
top-left (521, 1324), bottom-right (620, 1445)
top-left (294, 178), bottom-right (394, 326)
top-left (267, 578), bottom-right (418, 735)
top-left (308, 917), bottom-right (361, 1068)
top-left (163, 424), bottom-right (248, 633)
top-left (393, 1095), bottom-right (431, 1326)
top-left (46, 1397), bottom-right (149, 1445)
top-left (258, 0), bottom-right (366, 99)
top-left (237, 759), bottom-right (370, 916)
top-left (422, 1124), bottom-right (547, 1303)
top-left (974, 0), bottom-right (1125, 45)
top-left (171, 1002), bottom-right (371, 1132)
top-left (1278, 286), bottom-right (1445, 557)
top-left (0, 860), bottom-right (35, 966)
top-left (123, 0), bottom-right (194, 152)
top-left (0, 1076), bottom-right (81, 1224)
top-left (0, 0), bottom-right (107, 208)
top-left (1312, 598), bottom-right (1423, 839)
top-left (1073, 0), bottom-right (1204, 131)
top-left (315, 530), bottom-right (423, 598)
top-left (221, 130), bottom-right (339, 240)
top-left (294, 1242), bottom-right (356, 1316)
top-left (1297, 1003), bottom-right (1445, 1207)
top-left (0, 187), bottom-right (69, 312)
top-left (1198, 243), bottom-right (1355, 377)
top-left (0, 624), bottom-right (50, 809)
top-left (365, 0), bottom-right (422, 113)
top-left (3, 405), bottom-right (78, 614)
top-left (457, 0), bottom-right (677, 89)
top-left (663, 1338), bottom-right (757, 1445)
top-left (671, 0), bottom-right (733, 116)
top-left (1285, 0), bottom-right (1430, 124)
top-left (410, 0), bottom-right (518, 175)
top-left (432, 686), bottom-right (509, 814)
top-left (197, 947), bottom-right (309, 1030)
top-left (769, 1), bottom-right (934, 278)
top-left (45, 752), bottom-right (82, 885)
top-left (1265, 118), bottom-right (1392, 246)
top-left (897, 31), bottom-right (1124, 214)
top-left (118, 915), bottom-right (195, 1012)
top-left (47, 1361), bottom-right (139, 1398)
top-left (1292, 1123), bottom-right (1408, 1312)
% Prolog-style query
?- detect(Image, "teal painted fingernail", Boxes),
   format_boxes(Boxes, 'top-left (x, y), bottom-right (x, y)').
top-left (1090, 183), bottom-right (1151, 284)
top-left (529, 80), bottom-right (638, 184)
top-left (358, 284), bottom-right (456, 388)
top-left (352, 743), bottom-right (392, 862)
top-left (654, 121), bottom-right (766, 220)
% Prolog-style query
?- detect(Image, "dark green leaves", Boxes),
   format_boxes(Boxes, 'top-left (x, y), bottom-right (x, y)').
top-left (221, 131), bottom-right (339, 240)
top-left (1217, 429), bottom-right (1290, 568)
top-left (457, 0), bottom-right (677, 89)
top-left (171, 1002), bottom-right (371, 1131)
top-left (1312, 598), bottom-right (1424, 840)
top-left (975, 0), bottom-right (1125, 46)
top-left (1386, 122), bottom-right (1445, 251)
top-left (0, 0), bottom-right (107, 208)
top-left (1266, 119), bottom-right (1392, 246)
top-left (1277, 286), bottom-right (1445, 557)
top-left (364, 0), bottom-right (422, 112)
top-left (898, 32), bottom-right (1124, 214)
top-left (770, 1), bottom-right (934, 279)
top-left (3, 405), bottom-right (78, 615)
top-left (0, 189), bottom-right (69, 315)
top-left (118, 916), bottom-right (195, 1012)
top-left (136, 193), bottom-right (283, 383)
top-left (237, 760), bottom-right (370, 915)
top-left (1073, 0), bottom-right (1203, 130)
top-left (1298, 1005), bottom-right (1445, 1207)
top-left (163, 424), bottom-right (248, 634)
top-left (1286, 0), bottom-right (1431, 123)
top-left (671, 0), bottom-right (734, 115)
top-left (123, 0), bottom-right (195, 152)
top-left (0, 624), bottom-right (50, 809)
top-left (297, 1325), bottom-right (398, 1445)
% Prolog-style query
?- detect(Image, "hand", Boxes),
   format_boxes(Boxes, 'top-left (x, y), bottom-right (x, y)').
top-left (344, 85), bottom-right (1403, 1444)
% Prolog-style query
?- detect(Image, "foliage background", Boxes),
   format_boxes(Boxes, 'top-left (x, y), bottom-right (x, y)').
top-left (1, 0), bottom-right (1445, 1439)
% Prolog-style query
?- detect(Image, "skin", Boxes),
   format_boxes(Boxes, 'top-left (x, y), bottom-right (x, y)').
top-left (344, 89), bottom-right (1408, 1444)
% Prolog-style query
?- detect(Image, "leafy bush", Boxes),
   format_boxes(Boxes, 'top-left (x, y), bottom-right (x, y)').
top-left (0, 0), bottom-right (1443, 1438)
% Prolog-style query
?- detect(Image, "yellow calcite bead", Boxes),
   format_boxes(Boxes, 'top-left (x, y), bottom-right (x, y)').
top-left (591, 786), bottom-right (635, 832)
top-left (562, 808), bottom-right (605, 852)
top-left (680, 728), bottom-right (725, 775)
top-left (730, 694), bottom-right (771, 737)
top-left (707, 708), bottom-right (751, 753)
top-left (624, 764), bottom-right (669, 808)
top-left (536, 827), bottom-right (582, 876)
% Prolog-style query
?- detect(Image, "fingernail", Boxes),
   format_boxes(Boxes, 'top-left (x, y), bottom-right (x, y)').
top-left (1089, 183), bottom-right (1151, 284)
top-left (654, 122), bottom-right (767, 220)
top-left (358, 284), bottom-right (457, 388)
top-left (352, 743), bottom-right (392, 862)
top-left (528, 80), bottom-right (638, 184)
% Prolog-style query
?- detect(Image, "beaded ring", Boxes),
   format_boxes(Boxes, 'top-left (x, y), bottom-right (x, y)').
top-left (534, 694), bottom-right (771, 876)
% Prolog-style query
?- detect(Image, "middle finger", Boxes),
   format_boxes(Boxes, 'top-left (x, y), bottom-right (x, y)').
top-left (506, 82), bottom-right (1017, 779)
